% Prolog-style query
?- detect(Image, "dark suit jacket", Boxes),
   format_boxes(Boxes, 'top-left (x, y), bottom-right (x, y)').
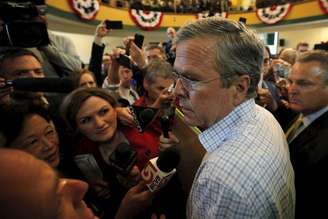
top-left (289, 110), bottom-right (328, 218)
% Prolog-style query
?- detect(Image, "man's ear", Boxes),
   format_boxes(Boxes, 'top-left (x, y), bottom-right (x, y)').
top-left (232, 75), bottom-right (250, 105)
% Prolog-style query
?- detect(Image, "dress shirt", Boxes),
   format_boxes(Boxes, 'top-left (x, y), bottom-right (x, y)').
top-left (187, 99), bottom-right (295, 219)
top-left (290, 104), bottom-right (328, 142)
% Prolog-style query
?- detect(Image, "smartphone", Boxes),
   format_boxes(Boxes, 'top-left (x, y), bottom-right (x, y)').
top-left (116, 54), bottom-right (132, 69)
top-left (126, 33), bottom-right (144, 56)
top-left (134, 33), bottom-right (144, 49)
top-left (104, 20), bottom-right (123, 29)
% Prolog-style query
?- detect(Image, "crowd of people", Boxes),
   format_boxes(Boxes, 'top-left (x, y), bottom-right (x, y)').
top-left (129, 0), bottom-right (231, 13)
top-left (1, 1), bottom-right (328, 218)
top-left (105, 0), bottom-right (305, 13)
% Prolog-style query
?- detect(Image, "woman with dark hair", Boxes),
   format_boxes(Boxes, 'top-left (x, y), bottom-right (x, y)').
top-left (60, 87), bottom-right (141, 218)
top-left (60, 87), bottom-right (187, 219)
top-left (0, 103), bottom-right (60, 168)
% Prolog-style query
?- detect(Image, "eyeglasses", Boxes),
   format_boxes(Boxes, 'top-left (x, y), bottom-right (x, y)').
top-left (172, 71), bottom-right (220, 91)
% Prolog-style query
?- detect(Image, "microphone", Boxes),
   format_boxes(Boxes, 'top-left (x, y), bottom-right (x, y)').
top-left (141, 147), bottom-right (180, 192)
top-left (140, 108), bottom-right (156, 123)
top-left (160, 83), bottom-right (176, 138)
top-left (160, 105), bottom-right (175, 138)
top-left (5, 78), bottom-right (75, 93)
top-left (129, 105), bottom-right (158, 132)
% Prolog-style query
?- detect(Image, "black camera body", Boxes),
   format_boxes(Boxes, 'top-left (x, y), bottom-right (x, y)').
top-left (0, 1), bottom-right (49, 47)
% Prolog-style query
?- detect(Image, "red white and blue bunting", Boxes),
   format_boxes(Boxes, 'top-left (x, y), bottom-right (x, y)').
top-left (256, 3), bottom-right (292, 24)
top-left (129, 9), bottom-right (163, 31)
top-left (318, 0), bottom-right (328, 14)
top-left (69, 0), bottom-right (100, 20)
top-left (196, 11), bottom-right (228, 19)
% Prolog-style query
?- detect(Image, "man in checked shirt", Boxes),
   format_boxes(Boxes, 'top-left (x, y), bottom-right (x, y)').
top-left (162, 17), bottom-right (295, 218)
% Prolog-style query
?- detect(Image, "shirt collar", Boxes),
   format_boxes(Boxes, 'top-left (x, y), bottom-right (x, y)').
top-left (302, 105), bottom-right (328, 127)
top-left (199, 99), bottom-right (256, 153)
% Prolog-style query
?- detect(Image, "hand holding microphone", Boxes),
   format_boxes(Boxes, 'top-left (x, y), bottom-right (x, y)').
top-left (159, 132), bottom-right (180, 152)
top-left (160, 83), bottom-right (176, 138)
top-left (116, 147), bottom-right (180, 218)
top-left (115, 181), bottom-right (154, 219)
top-left (141, 147), bottom-right (180, 192)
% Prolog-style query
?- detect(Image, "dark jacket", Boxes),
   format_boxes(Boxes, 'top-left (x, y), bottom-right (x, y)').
top-left (288, 110), bottom-right (328, 218)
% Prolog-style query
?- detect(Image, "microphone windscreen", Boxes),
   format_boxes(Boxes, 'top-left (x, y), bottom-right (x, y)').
top-left (140, 108), bottom-right (156, 123)
top-left (9, 77), bottom-right (74, 93)
top-left (129, 105), bottom-right (158, 132)
top-left (156, 147), bottom-right (180, 173)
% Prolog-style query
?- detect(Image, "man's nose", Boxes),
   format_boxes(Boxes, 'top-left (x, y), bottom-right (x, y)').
top-left (287, 82), bottom-right (298, 94)
top-left (58, 178), bottom-right (89, 204)
top-left (175, 79), bottom-right (187, 97)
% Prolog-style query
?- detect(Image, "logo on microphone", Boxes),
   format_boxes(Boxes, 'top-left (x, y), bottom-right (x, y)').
top-left (141, 161), bottom-right (158, 184)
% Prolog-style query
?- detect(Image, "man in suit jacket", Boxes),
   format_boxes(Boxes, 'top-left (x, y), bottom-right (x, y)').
top-left (286, 50), bottom-right (328, 218)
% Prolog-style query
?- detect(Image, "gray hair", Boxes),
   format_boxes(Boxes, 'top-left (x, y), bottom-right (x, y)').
top-left (296, 50), bottom-right (328, 86)
top-left (144, 59), bottom-right (174, 83)
top-left (175, 17), bottom-right (264, 98)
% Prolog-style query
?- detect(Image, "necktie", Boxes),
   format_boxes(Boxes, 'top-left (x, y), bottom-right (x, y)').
top-left (286, 115), bottom-right (304, 143)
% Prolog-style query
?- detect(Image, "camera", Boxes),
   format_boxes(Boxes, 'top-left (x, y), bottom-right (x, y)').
top-left (0, 1), bottom-right (49, 47)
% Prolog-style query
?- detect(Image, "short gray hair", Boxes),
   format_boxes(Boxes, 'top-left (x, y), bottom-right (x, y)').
top-left (296, 50), bottom-right (328, 86)
top-left (175, 17), bottom-right (264, 98)
top-left (144, 59), bottom-right (174, 83)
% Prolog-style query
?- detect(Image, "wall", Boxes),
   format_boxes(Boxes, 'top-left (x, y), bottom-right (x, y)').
top-left (51, 30), bottom-right (125, 64)
top-left (278, 26), bottom-right (328, 50)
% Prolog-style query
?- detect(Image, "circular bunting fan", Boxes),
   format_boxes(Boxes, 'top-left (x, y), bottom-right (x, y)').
top-left (256, 3), bottom-right (292, 24)
top-left (318, 0), bottom-right (328, 14)
top-left (69, 0), bottom-right (100, 20)
top-left (129, 9), bottom-right (163, 31)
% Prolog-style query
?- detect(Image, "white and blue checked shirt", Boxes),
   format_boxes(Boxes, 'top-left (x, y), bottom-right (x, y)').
top-left (187, 99), bottom-right (295, 219)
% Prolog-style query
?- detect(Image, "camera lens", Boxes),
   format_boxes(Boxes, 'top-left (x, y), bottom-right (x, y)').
top-left (6, 21), bottom-right (49, 47)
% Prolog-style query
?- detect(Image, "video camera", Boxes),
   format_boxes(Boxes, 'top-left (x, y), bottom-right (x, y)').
top-left (0, 1), bottom-right (49, 47)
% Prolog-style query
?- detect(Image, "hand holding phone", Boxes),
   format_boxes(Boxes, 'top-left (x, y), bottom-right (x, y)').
top-left (126, 34), bottom-right (144, 56)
